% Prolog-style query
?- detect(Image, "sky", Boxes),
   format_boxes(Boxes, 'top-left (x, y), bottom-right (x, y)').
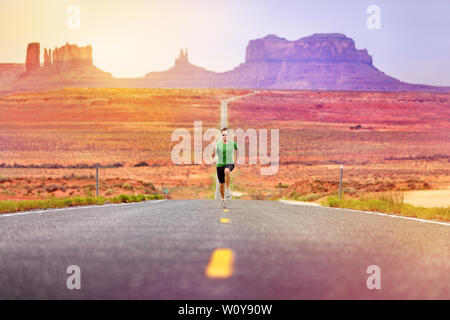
top-left (1, 0), bottom-right (449, 86)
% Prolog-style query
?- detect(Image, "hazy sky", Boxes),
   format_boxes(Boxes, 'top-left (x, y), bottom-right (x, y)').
top-left (1, 0), bottom-right (449, 85)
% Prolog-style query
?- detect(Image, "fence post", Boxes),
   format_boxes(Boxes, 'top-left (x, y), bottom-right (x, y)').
top-left (338, 165), bottom-right (343, 199)
top-left (96, 163), bottom-right (99, 197)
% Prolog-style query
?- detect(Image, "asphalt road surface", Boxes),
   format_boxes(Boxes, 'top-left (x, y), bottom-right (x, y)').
top-left (0, 199), bottom-right (449, 299)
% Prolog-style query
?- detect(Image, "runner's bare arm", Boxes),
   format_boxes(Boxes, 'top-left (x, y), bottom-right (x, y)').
top-left (212, 146), bottom-right (218, 164)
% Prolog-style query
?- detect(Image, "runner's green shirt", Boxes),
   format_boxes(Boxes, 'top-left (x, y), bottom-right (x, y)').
top-left (216, 141), bottom-right (238, 167)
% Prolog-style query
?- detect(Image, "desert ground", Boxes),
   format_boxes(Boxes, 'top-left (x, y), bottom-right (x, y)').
top-left (0, 88), bottom-right (448, 207)
top-left (228, 90), bottom-right (449, 206)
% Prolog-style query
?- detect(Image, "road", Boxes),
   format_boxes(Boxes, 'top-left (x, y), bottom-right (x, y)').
top-left (220, 91), bottom-right (259, 128)
top-left (0, 199), bottom-right (448, 299)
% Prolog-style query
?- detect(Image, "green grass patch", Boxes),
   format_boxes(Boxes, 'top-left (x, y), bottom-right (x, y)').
top-left (321, 192), bottom-right (450, 221)
top-left (0, 193), bottom-right (164, 214)
top-left (289, 192), bottom-right (323, 202)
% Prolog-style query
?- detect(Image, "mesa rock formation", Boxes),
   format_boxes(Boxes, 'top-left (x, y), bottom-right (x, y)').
top-left (25, 43), bottom-right (40, 73)
top-left (44, 43), bottom-right (93, 71)
top-left (1, 34), bottom-right (448, 95)
top-left (145, 48), bottom-right (217, 87)
top-left (245, 34), bottom-right (372, 64)
top-left (143, 33), bottom-right (449, 92)
top-left (3, 42), bottom-right (112, 93)
top-left (215, 33), bottom-right (441, 91)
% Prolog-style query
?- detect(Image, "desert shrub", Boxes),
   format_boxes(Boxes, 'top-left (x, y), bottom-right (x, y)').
top-left (0, 200), bottom-right (19, 212)
top-left (70, 163), bottom-right (91, 169)
top-left (85, 197), bottom-right (97, 205)
top-left (326, 196), bottom-right (340, 207)
top-left (378, 191), bottom-right (404, 208)
top-left (45, 184), bottom-right (60, 193)
top-left (63, 173), bottom-right (78, 180)
top-left (0, 193), bottom-right (161, 214)
top-left (0, 176), bottom-right (11, 183)
top-left (322, 194), bottom-right (449, 221)
top-left (314, 184), bottom-right (328, 192)
top-left (71, 196), bottom-right (86, 206)
top-left (110, 196), bottom-right (122, 204)
top-left (17, 200), bottom-right (40, 211)
top-left (343, 187), bottom-right (358, 196)
top-left (375, 184), bottom-right (388, 192)
top-left (289, 191), bottom-right (304, 200)
top-left (250, 191), bottom-right (266, 200)
top-left (119, 194), bottom-right (131, 203)
top-left (110, 162), bottom-right (124, 168)
top-left (105, 189), bottom-right (114, 196)
top-left (83, 187), bottom-right (93, 197)
top-left (143, 189), bottom-right (154, 195)
top-left (130, 194), bottom-right (145, 202)
top-left (385, 182), bottom-right (396, 190)
top-left (134, 161), bottom-right (149, 167)
top-left (304, 194), bottom-right (321, 202)
top-left (145, 194), bottom-right (164, 200)
top-left (142, 182), bottom-right (155, 189)
top-left (122, 183), bottom-right (133, 190)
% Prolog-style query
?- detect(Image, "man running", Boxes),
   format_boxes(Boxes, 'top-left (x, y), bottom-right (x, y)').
top-left (213, 127), bottom-right (237, 208)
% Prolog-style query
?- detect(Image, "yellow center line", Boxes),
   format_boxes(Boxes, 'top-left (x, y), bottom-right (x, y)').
top-left (205, 248), bottom-right (234, 279)
top-left (223, 209), bottom-right (229, 212)
top-left (220, 218), bottom-right (230, 223)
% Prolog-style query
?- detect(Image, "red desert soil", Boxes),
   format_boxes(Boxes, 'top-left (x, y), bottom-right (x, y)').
top-left (227, 90), bottom-right (450, 204)
top-left (0, 88), bottom-right (449, 204)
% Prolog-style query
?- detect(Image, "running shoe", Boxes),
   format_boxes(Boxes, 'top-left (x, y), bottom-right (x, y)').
top-left (225, 188), bottom-right (232, 200)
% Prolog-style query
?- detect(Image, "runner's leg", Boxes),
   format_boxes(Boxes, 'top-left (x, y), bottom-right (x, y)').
top-left (217, 166), bottom-right (226, 200)
top-left (220, 182), bottom-right (225, 199)
top-left (225, 167), bottom-right (231, 189)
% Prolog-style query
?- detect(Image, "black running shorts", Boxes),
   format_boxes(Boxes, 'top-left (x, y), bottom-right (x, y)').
top-left (217, 164), bottom-right (235, 184)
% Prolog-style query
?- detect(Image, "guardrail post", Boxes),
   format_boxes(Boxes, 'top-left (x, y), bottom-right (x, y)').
top-left (96, 163), bottom-right (99, 197)
top-left (338, 165), bottom-right (343, 199)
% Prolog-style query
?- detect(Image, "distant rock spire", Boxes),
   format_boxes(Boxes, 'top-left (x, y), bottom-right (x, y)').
top-left (44, 48), bottom-right (52, 67)
top-left (25, 43), bottom-right (40, 73)
top-left (175, 48), bottom-right (189, 67)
